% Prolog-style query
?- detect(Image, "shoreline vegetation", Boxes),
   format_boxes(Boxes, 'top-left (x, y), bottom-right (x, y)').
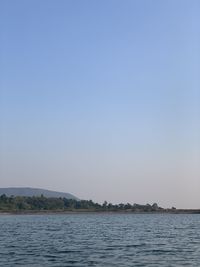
top-left (0, 194), bottom-right (199, 214)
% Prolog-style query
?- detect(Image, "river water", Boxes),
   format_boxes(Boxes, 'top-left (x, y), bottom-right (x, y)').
top-left (0, 213), bottom-right (200, 266)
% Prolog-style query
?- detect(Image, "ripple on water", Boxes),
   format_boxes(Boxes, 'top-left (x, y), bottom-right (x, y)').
top-left (0, 214), bottom-right (200, 266)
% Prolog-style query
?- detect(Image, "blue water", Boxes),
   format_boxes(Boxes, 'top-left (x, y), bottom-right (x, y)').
top-left (0, 213), bottom-right (200, 266)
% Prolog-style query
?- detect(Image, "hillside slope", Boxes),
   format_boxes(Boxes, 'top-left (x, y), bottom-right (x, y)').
top-left (0, 187), bottom-right (79, 200)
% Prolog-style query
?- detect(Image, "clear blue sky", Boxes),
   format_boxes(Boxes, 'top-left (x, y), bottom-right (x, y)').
top-left (0, 0), bottom-right (200, 208)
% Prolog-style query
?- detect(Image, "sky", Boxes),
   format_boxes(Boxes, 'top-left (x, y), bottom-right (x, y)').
top-left (0, 0), bottom-right (200, 208)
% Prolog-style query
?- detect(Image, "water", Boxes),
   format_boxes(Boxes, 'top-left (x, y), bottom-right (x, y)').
top-left (0, 213), bottom-right (200, 266)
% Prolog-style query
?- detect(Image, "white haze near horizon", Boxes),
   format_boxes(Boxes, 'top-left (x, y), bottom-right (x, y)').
top-left (0, 1), bottom-right (200, 209)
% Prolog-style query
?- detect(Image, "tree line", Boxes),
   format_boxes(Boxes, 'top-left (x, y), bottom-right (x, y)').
top-left (0, 194), bottom-right (163, 212)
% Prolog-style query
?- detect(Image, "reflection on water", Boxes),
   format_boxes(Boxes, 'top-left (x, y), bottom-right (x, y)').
top-left (0, 213), bottom-right (200, 266)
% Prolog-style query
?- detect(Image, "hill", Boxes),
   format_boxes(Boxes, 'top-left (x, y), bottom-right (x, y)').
top-left (0, 187), bottom-right (79, 200)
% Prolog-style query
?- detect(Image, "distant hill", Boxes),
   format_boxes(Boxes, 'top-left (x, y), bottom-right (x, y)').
top-left (0, 187), bottom-right (79, 200)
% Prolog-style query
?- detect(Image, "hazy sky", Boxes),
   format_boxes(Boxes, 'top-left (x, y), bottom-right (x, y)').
top-left (0, 0), bottom-right (200, 208)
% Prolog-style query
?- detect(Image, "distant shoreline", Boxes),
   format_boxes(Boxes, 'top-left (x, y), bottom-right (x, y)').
top-left (1, 194), bottom-right (199, 214)
top-left (0, 209), bottom-right (200, 215)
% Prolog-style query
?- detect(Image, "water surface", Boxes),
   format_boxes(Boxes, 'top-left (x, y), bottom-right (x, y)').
top-left (0, 213), bottom-right (200, 266)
